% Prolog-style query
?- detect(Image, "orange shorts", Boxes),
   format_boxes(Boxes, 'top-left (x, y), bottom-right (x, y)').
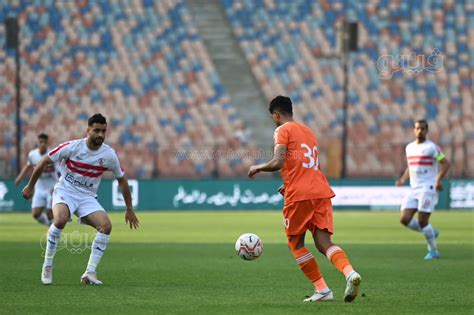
top-left (283, 198), bottom-right (334, 236)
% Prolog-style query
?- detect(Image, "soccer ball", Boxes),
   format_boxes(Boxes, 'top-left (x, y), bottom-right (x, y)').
top-left (235, 233), bottom-right (263, 261)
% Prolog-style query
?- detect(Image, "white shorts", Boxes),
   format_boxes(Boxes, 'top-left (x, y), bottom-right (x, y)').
top-left (52, 188), bottom-right (105, 221)
top-left (32, 188), bottom-right (53, 209)
top-left (400, 190), bottom-right (438, 213)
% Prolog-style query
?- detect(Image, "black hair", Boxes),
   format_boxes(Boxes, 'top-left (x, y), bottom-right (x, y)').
top-left (37, 133), bottom-right (48, 140)
top-left (415, 119), bottom-right (428, 129)
top-left (269, 95), bottom-right (293, 116)
top-left (88, 113), bottom-right (107, 126)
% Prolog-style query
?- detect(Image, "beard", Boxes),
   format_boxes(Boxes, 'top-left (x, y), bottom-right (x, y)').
top-left (93, 137), bottom-right (104, 145)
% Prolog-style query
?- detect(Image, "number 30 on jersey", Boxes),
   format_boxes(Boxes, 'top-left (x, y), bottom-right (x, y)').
top-left (301, 143), bottom-right (319, 170)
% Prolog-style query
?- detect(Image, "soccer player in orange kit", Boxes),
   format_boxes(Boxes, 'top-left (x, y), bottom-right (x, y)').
top-left (248, 96), bottom-right (361, 302)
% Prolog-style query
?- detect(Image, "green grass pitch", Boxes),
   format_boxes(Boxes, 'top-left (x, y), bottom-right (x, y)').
top-left (0, 211), bottom-right (472, 314)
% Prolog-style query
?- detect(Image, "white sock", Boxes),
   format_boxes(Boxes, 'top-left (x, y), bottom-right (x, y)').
top-left (86, 232), bottom-right (110, 273)
top-left (406, 218), bottom-right (422, 232)
top-left (422, 224), bottom-right (437, 252)
top-left (44, 224), bottom-right (63, 267)
top-left (36, 213), bottom-right (50, 226)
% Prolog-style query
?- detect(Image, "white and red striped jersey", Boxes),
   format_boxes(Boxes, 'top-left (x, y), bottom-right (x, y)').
top-left (48, 138), bottom-right (124, 196)
top-left (405, 140), bottom-right (445, 191)
top-left (27, 148), bottom-right (57, 191)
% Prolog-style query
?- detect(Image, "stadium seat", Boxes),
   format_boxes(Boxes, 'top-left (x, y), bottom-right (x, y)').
top-left (223, 0), bottom-right (473, 177)
top-left (1, 0), bottom-right (252, 178)
top-left (1, 0), bottom-right (473, 178)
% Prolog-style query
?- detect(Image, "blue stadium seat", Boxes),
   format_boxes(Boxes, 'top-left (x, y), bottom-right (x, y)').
top-left (223, 0), bottom-right (473, 177)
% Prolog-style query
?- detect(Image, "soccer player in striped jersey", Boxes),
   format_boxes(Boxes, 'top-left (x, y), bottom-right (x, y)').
top-left (396, 120), bottom-right (450, 260)
top-left (15, 133), bottom-right (57, 226)
top-left (248, 96), bottom-right (361, 303)
top-left (22, 114), bottom-right (140, 285)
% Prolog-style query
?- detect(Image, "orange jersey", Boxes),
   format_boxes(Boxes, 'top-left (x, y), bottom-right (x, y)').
top-left (274, 122), bottom-right (335, 203)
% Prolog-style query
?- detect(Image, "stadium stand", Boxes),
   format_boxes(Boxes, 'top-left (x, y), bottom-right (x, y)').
top-left (0, 0), bottom-right (260, 178)
top-left (1, 0), bottom-right (472, 178)
top-left (223, 0), bottom-right (473, 177)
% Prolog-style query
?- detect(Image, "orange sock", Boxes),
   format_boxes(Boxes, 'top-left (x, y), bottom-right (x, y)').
top-left (326, 245), bottom-right (354, 278)
top-left (292, 247), bottom-right (328, 292)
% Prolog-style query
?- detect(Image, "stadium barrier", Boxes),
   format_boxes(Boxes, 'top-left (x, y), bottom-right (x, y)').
top-left (1, 179), bottom-right (472, 212)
